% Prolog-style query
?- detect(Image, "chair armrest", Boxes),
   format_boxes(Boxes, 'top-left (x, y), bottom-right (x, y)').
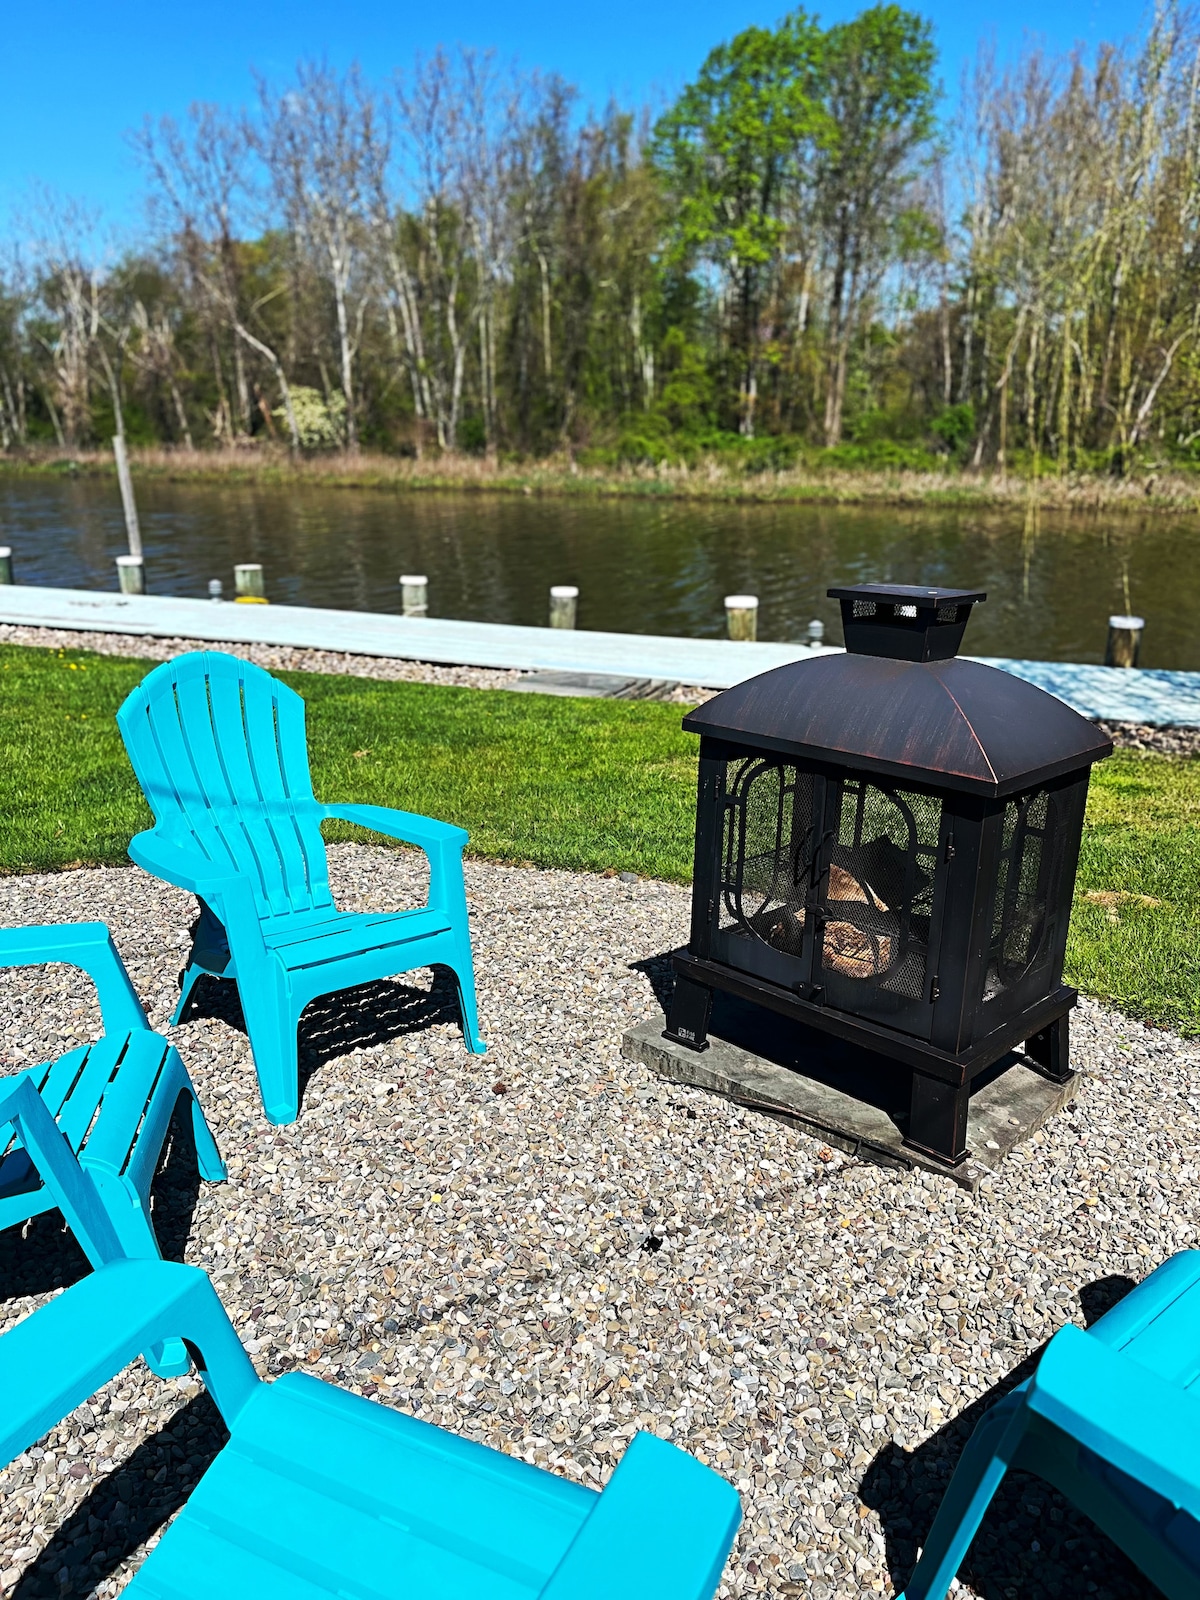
top-left (538, 1432), bottom-right (741, 1600)
top-left (128, 829), bottom-right (242, 898)
top-left (322, 803), bottom-right (469, 853)
top-left (0, 921), bottom-right (147, 1036)
top-left (1029, 1323), bottom-right (1200, 1520)
top-left (0, 1260), bottom-right (261, 1470)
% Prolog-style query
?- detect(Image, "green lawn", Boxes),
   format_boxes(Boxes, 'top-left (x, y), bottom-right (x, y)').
top-left (2, 640), bottom-right (1197, 1033)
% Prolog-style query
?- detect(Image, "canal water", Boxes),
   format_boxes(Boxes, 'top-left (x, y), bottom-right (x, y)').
top-left (1, 474), bottom-right (1197, 668)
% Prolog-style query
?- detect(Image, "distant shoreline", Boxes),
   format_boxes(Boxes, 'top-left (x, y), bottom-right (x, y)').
top-left (3, 446), bottom-right (1199, 514)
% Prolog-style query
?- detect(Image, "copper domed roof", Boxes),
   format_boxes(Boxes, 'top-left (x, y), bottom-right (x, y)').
top-left (683, 585), bottom-right (1112, 798)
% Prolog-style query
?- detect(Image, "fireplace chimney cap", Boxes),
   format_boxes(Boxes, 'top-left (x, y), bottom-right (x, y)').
top-left (828, 582), bottom-right (986, 662)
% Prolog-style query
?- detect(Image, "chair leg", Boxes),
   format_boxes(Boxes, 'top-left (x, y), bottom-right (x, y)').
top-left (187, 1089), bottom-right (227, 1181)
top-left (895, 1393), bottom-right (1028, 1600)
top-left (240, 981), bottom-right (301, 1126)
top-left (170, 963), bottom-right (207, 1026)
top-left (448, 946), bottom-right (487, 1055)
top-left (86, 1170), bottom-right (191, 1379)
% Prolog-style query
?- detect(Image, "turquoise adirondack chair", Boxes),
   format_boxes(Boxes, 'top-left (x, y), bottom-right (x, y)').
top-left (117, 651), bottom-right (487, 1127)
top-left (0, 920), bottom-right (225, 1263)
top-left (895, 1249), bottom-right (1200, 1599)
top-left (0, 1257), bottom-right (742, 1600)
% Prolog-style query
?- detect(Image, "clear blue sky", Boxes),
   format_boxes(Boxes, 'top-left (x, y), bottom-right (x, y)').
top-left (0, 0), bottom-right (1145, 240)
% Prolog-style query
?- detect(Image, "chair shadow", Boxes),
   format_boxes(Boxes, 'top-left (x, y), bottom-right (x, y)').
top-left (0, 1100), bottom-right (207, 1304)
top-left (860, 1274), bottom-right (1158, 1600)
top-left (10, 1392), bottom-right (228, 1599)
top-left (179, 968), bottom-right (465, 1109)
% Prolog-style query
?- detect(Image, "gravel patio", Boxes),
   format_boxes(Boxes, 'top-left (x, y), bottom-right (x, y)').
top-left (0, 843), bottom-right (1195, 1599)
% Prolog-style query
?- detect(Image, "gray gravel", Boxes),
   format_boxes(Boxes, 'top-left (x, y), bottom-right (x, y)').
top-left (0, 846), bottom-right (1194, 1600)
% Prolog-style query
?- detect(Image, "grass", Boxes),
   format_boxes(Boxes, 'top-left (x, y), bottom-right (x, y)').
top-left (4, 444), bottom-right (1200, 512)
top-left (2, 639), bottom-right (1198, 1032)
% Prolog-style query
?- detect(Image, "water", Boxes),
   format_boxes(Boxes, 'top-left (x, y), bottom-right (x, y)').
top-left (1, 474), bottom-right (1198, 668)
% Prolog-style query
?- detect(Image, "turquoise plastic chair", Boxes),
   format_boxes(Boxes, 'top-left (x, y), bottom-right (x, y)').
top-left (117, 651), bottom-right (487, 1126)
top-left (0, 1257), bottom-right (742, 1600)
top-left (0, 920), bottom-right (225, 1264)
top-left (895, 1249), bottom-right (1200, 1599)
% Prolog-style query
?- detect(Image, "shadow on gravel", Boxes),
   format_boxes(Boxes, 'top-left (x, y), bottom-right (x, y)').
top-left (0, 1100), bottom-right (205, 1303)
top-left (10, 1392), bottom-right (227, 1600)
top-left (860, 1274), bottom-right (1156, 1600)
top-left (178, 968), bottom-right (466, 1111)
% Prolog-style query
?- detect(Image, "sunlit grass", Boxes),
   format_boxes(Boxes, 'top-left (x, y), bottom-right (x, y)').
top-left (1, 638), bottom-right (1197, 1031)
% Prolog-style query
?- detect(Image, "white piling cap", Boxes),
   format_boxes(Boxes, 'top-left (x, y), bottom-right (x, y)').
top-left (1108, 614), bottom-right (1145, 629)
top-left (400, 574), bottom-right (429, 587)
top-left (116, 554), bottom-right (144, 566)
top-left (724, 594), bottom-right (759, 609)
top-left (0, 547), bottom-right (10, 558)
top-left (234, 562), bottom-right (263, 573)
top-left (550, 585), bottom-right (579, 599)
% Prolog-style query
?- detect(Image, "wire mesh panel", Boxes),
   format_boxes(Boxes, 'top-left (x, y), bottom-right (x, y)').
top-left (717, 758), bottom-right (820, 972)
top-left (817, 777), bottom-right (945, 1034)
top-left (983, 787), bottom-right (1059, 1003)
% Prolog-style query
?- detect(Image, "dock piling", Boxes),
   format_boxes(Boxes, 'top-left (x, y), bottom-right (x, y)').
top-left (725, 594), bottom-right (759, 642)
top-left (116, 554), bottom-right (145, 595)
top-left (400, 575), bottom-right (429, 617)
top-left (235, 563), bottom-right (266, 601)
top-left (550, 585), bottom-right (579, 629)
top-left (1106, 614), bottom-right (1145, 669)
top-left (208, 579), bottom-right (223, 602)
top-left (806, 618), bottom-right (825, 648)
top-left (0, 547), bottom-right (12, 585)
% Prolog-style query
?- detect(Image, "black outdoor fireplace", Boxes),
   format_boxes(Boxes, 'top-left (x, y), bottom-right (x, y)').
top-left (664, 583), bottom-right (1112, 1168)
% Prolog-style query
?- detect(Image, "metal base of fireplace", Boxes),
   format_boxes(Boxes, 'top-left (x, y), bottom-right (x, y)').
top-left (663, 949), bottom-right (1075, 1169)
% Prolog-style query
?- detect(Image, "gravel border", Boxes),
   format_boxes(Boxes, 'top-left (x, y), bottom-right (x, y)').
top-left (0, 846), bottom-right (1192, 1598)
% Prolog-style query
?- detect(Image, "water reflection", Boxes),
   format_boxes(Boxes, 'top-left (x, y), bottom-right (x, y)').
top-left (0, 475), bottom-right (1197, 668)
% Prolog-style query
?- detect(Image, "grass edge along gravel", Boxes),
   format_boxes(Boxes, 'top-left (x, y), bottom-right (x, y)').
top-left (1, 638), bottom-right (1198, 1035)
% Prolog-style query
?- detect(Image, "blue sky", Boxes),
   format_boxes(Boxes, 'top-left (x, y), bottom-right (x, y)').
top-left (0, 0), bottom-right (1145, 241)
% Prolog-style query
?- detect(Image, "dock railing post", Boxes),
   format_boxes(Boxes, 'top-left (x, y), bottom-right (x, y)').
top-left (235, 563), bottom-right (266, 602)
top-left (116, 554), bottom-right (145, 595)
top-left (112, 436), bottom-right (143, 560)
top-left (400, 574), bottom-right (429, 617)
top-left (725, 594), bottom-right (759, 642)
top-left (549, 585), bottom-right (578, 629)
top-left (1105, 614), bottom-right (1144, 669)
top-left (0, 547), bottom-right (12, 585)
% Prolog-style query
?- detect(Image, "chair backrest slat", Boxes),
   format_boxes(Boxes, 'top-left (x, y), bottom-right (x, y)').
top-left (118, 653), bottom-right (334, 919)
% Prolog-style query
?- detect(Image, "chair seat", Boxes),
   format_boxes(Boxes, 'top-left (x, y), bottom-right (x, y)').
top-left (126, 1372), bottom-right (597, 1600)
top-left (1, 1030), bottom-right (180, 1215)
top-left (1087, 1250), bottom-right (1200, 1390)
top-left (261, 908), bottom-right (454, 976)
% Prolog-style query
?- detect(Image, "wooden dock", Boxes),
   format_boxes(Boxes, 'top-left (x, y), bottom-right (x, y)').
top-left (1, 584), bottom-right (1199, 724)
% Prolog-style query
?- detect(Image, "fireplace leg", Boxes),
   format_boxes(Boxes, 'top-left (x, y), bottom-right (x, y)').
top-left (1025, 1013), bottom-right (1071, 1082)
top-left (905, 1073), bottom-right (970, 1167)
top-left (663, 975), bottom-right (712, 1053)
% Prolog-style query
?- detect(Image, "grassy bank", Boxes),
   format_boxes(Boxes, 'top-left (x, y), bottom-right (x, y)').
top-left (4, 445), bottom-right (1200, 512)
top-left (2, 639), bottom-right (1197, 1033)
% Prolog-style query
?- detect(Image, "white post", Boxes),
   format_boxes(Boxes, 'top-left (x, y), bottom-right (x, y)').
top-left (725, 594), bottom-right (759, 642)
top-left (400, 574), bottom-right (429, 617)
top-left (208, 579), bottom-right (224, 602)
top-left (235, 562), bottom-right (266, 601)
top-left (806, 618), bottom-right (825, 648)
top-left (116, 554), bottom-right (145, 595)
top-left (1105, 614), bottom-right (1145, 669)
top-left (0, 547), bottom-right (12, 585)
top-left (112, 435), bottom-right (142, 559)
top-left (549, 585), bottom-right (579, 629)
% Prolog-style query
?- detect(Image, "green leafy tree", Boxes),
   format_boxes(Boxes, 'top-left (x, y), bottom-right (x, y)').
top-left (812, 5), bottom-right (937, 443)
top-left (652, 13), bottom-right (824, 436)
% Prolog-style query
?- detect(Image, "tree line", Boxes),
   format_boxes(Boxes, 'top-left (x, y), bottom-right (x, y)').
top-left (2, 4), bottom-right (1198, 473)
